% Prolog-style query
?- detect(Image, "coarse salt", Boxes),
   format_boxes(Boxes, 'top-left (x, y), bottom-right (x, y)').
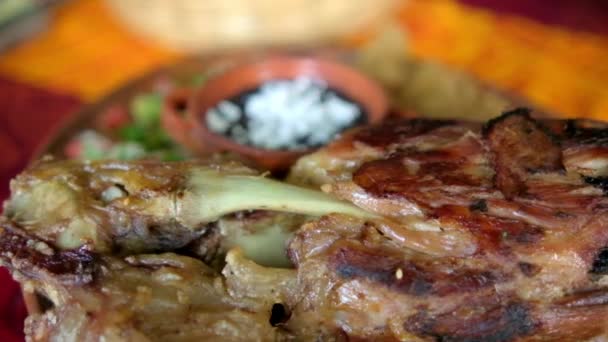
top-left (205, 76), bottom-right (362, 150)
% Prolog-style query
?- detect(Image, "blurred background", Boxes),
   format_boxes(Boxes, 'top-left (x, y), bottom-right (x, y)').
top-left (1, 0), bottom-right (608, 340)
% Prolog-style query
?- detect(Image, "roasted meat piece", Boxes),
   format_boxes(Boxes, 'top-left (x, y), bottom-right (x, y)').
top-left (17, 240), bottom-right (294, 341)
top-left (3, 109), bottom-right (608, 341)
top-left (2, 157), bottom-right (364, 259)
top-left (0, 156), bottom-right (365, 341)
top-left (286, 109), bottom-right (608, 340)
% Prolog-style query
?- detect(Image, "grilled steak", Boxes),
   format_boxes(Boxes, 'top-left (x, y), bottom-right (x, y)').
top-left (288, 109), bottom-right (608, 340)
top-left (2, 109), bottom-right (608, 341)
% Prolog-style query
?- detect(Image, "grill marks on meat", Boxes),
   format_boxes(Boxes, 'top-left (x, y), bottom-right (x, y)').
top-left (431, 205), bottom-right (544, 253)
top-left (286, 110), bottom-right (608, 340)
top-left (287, 216), bottom-right (535, 340)
top-left (330, 241), bottom-right (503, 297)
top-left (484, 108), bottom-right (563, 198)
top-left (340, 109), bottom-right (608, 255)
top-left (405, 300), bottom-right (536, 342)
top-left (353, 131), bottom-right (495, 209)
top-left (287, 214), bottom-right (608, 340)
top-left (4, 111), bottom-right (608, 341)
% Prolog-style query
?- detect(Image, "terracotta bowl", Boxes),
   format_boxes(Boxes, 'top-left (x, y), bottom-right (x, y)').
top-left (162, 55), bottom-right (388, 171)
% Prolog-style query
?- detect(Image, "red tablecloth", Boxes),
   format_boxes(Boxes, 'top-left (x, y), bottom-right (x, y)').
top-left (462, 0), bottom-right (608, 34)
top-left (0, 77), bottom-right (81, 341)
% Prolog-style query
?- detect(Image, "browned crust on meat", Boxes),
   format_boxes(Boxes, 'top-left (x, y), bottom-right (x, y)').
top-left (5, 113), bottom-right (608, 341)
top-left (352, 130), bottom-right (494, 210)
top-left (0, 220), bottom-right (96, 285)
top-left (353, 119), bottom-right (456, 148)
top-left (329, 241), bottom-right (506, 297)
top-left (483, 108), bottom-right (563, 198)
top-left (404, 299), bottom-right (537, 342)
top-left (352, 156), bottom-right (414, 199)
top-left (287, 111), bottom-right (608, 340)
top-left (432, 205), bottom-right (544, 253)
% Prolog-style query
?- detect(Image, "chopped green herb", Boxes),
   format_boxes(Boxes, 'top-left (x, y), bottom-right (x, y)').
top-left (143, 129), bottom-right (173, 150)
top-left (119, 124), bottom-right (147, 143)
top-left (72, 88), bottom-right (187, 161)
top-left (158, 149), bottom-right (185, 161)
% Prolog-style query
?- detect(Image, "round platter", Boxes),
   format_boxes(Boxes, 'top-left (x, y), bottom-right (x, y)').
top-left (24, 47), bottom-right (551, 315)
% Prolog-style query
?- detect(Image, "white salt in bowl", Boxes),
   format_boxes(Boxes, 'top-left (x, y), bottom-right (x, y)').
top-left (162, 55), bottom-right (388, 172)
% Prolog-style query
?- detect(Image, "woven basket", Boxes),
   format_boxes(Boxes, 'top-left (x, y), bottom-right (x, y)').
top-left (105, 0), bottom-right (397, 52)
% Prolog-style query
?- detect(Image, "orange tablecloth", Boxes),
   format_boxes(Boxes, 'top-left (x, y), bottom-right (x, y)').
top-left (1, 0), bottom-right (608, 117)
top-left (1, 0), bottom-right (608, 340)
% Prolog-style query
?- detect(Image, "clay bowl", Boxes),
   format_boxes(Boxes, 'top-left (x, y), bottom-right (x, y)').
top-left (162, 55), bottom-right (388, 171)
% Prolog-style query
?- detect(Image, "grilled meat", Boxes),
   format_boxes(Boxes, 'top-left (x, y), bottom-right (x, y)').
top-left (2, 157), bottom-right (365, 261)
top-left (0, 156), bottom-right (366, 341)
top-left (287, 109), bottom-right (608, 340)
top-left (18, 242), bottom-right (294, 341)
top-left (2, 109), bottom-right (608, 341)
